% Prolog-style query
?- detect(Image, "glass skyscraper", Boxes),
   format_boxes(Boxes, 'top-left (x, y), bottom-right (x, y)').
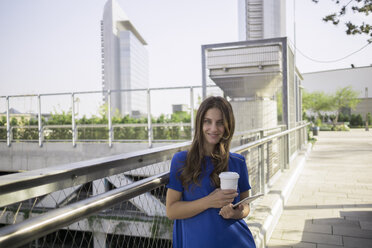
top-left (101, 0), bottom-right (149, 117)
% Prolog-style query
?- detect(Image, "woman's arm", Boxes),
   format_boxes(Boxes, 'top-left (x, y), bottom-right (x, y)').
top-left (166, 188), bottom-right (238, 220)
top-left (219, 190), bottom-right (251, 219)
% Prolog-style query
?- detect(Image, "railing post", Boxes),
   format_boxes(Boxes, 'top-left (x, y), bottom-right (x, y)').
top-left (259, 144), bottom-right (265, 194)
top-left (37, 94), bottom-right (43, 147)
top-left (285, 132), bottom-right (290, 169)
top-left (147, 89), bottom-right (153, 148)
top-left (201, 46), bottom-right (207, 100)
top-left (107, 90), bottom-right (112, 147)
top-left (280, 126), bottom-right (285, 172)
top-left (190, 86), bottom-right (195, 140)
top-left (6, 96), bottom-right (10, 147)
top-left (259, 130), bottom-right (265, 194)
top-left (71, 93), bottom-right (76, 147)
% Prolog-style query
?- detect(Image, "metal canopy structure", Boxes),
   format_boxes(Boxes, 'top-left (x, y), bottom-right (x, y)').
top-left (206, 43), bottom-right (283, 99)
top-left (201, 37), bottom-right (303, 160)
top-left (201, 37), bottom-right (291, 129)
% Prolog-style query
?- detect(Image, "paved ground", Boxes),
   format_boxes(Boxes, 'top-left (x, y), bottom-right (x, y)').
top-left (267, 129), bottom-right (372, 248)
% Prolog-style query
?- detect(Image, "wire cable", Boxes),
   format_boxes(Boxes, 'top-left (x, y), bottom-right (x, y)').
top-left (288, 38), bottom-right (372, 63)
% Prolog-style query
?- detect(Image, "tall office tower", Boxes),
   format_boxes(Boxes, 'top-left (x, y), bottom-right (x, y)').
top-left (238, 0), bottom-right (286, 40)
top-left (101, 0), bottom-right (149, 117)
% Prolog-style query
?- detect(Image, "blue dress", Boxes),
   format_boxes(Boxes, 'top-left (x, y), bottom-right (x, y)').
top-left (167, 151), bottom-right (256, 248)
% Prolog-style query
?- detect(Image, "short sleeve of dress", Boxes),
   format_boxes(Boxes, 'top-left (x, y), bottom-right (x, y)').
top-left (166, 151), bottom-right (186, 192)
top-left (235, 154), bottom-right (251, 193)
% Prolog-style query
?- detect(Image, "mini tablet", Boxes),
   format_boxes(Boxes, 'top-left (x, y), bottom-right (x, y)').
top-left (232, 193), bottom-right (264, 209)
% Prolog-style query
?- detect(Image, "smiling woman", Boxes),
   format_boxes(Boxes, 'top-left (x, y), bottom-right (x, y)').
top-left (165, 96), bottom-right (256, 248)
top-left (202, 108), bottom-right (225, 154)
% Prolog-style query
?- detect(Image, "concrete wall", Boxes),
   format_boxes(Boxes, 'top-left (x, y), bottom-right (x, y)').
top-left (0, 142), bottom-right (171, 172)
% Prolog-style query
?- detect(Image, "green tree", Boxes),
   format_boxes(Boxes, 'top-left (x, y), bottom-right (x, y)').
top-left (332, 86), bottom-right (360, 123)
top-left (312, 0), bottom-right (372, 36)
top-left (302, 90), bottom-right (334, 119)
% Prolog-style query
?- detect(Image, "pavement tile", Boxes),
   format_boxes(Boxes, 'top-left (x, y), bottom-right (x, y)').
top-left (342, 236), bottom-right (372, 248)
top-left (280, 230), bottom-right (303, 242)
top-left (317, 245), bottom-right (345, 248)
top-left (271, 229), bottom-right (284, 239)
top-left (275, 223), bottom-right (333, 235)
top-left (312, 218), bottom-right (360, 228)
top-left (360, 221), bottom-right (372, 230)
top-left (302, 223), bottom-right (332, 234)
top-left (266, 131), bottom-right (372, 248)
top-left (306, 210), bottom-right (340, 218)
top-left (267, 238), bottom-right (294, 248)
top-left (333, 225), bottom-right (372, 239)
top-left (340, 211), bottom-right (372, 218)
top-left (280, 230), bottom-right (343, 246)
top-left (315, 192), bottom-right (348, 198)
top-left (292, 242), bottom-right (317, 248)
top-left (301, 232), bottom-right (343, 246)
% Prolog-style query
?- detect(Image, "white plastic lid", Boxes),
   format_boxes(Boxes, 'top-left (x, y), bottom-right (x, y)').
top-left (219, 171), bottom-right (239, 180)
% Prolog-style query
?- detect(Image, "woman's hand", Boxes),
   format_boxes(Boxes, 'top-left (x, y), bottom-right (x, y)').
top-left (219, 203), bottom-right (245, 219)
top-left (207, 188), bottom-right (238, 208)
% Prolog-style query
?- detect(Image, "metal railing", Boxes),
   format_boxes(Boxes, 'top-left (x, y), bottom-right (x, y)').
top-left (0, 85), bottom-right (221, 148)
top-left (0, 123), bottom-right (309, 248)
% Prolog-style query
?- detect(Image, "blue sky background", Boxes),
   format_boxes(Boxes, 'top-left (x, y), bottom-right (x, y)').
top-left (0, 0), bottom-right (371, 116)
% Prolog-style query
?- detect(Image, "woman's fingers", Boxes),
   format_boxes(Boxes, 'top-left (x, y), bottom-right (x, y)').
top-left (219, 203), bottom-right (234, 218)
top-left (219, 203), bottom-right (243, 219)
top-left (207, 189), bottom-right (238, 208)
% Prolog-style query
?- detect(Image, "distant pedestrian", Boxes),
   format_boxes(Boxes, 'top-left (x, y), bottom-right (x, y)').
top-left (166, 96), bottom-right (256, 248)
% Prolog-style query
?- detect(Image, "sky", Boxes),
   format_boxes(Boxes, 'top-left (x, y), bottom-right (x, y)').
top-left (0, 0), bottom-right (371, 116)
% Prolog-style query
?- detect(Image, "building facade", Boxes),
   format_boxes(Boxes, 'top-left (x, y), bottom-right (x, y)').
top-left (204, 0), bottom-right (300, 133)
top-left (238, 0), bottom-right (286, 41)
top-left (101, 0), bottom-right (149, 117)
top-left (302, 66), bottom-right (372, 119)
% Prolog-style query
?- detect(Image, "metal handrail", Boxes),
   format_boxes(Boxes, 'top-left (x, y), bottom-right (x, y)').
top-left (0, 123), bottom-right (310, 248)
top-left (0, 141), bottom-right (190, 208)
top-left (0, 172), bottom-right (169, 248)
top-left (0, 124), bottom-right (289, 207)
top-left (231, 123), bottom-right (309, 153)
top-left (0, 84), bottom-right (218, 98)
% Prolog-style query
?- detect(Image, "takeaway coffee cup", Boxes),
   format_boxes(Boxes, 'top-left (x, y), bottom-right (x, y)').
top-left (219, 172), bottom-right (239, 190)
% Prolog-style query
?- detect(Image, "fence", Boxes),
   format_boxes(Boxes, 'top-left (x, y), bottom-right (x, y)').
top-left (0, 85), bottom-right (223, 148)
top-left (0, 123), bottom-right (309, 248)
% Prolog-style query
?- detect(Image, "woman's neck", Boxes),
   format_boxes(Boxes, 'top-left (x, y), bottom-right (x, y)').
top-left (203, 144), bottom-right (215, 156)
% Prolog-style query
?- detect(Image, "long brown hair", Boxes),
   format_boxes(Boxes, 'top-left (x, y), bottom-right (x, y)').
top-left (180, 96), bottom-right (235, 190)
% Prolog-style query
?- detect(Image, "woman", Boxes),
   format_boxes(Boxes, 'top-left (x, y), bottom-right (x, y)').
top-left (166, 96), bottom-right (256, 248)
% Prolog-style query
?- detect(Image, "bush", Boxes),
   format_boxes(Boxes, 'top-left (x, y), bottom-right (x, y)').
top-left (350, 114), bottom-right (363, 127)
top-left (331, 125), bottom-right (350, 131)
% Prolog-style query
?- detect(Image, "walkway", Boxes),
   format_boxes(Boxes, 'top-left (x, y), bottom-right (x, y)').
top-left (267, 129), bottom-right (372, 248)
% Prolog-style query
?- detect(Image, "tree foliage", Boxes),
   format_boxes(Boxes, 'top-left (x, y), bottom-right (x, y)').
top-left (302, 86), bottom-right (361, 124)
top-left (333, 86), bottom-right (360, 122)
top-left (312, 0), bottom-right (372, 36)
top-left (302, 90), bottom-right (334, 117)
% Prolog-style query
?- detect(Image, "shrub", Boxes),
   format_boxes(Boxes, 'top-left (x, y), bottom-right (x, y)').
top-left (350, 114), bottom-right (363, 127)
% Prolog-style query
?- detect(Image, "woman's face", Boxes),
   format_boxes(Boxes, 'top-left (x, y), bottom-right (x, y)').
top-left (202, 107), bottom-right (225, 153)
